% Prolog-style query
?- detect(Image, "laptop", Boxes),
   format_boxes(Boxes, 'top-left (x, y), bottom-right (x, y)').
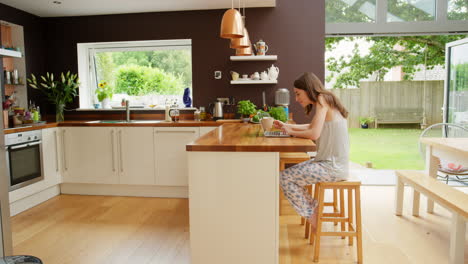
top-left (263, 130), bottom-right (291, 138)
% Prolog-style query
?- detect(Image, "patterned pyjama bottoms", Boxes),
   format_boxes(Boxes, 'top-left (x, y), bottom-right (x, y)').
top-left (280, 159), bottom-right (345, 220)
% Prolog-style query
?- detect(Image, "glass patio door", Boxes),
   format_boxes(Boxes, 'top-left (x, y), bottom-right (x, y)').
top-left (445, 38), bottom-right (468, 127)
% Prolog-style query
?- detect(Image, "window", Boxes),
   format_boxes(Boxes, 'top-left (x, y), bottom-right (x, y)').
top-left (326, 0), bottom-right (468, 35)
top-left (77, 39), bottom-right (192, 109)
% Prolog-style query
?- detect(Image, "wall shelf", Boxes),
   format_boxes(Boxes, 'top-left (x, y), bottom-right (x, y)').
top-left (231, 80), bottom-right (277, 85)
top-left (0, 48), bottom-right (21, 58)
top-left (230, 55), bottom-right (277, 61)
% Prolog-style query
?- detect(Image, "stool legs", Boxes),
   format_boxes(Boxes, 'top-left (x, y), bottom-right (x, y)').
top-left (340, 189), bottom-right (345, 238)
top-left (355, 187), bottom-right (363, 264)
top-left (313, 185), bottom-right (325, 262)
top-left (311, 184), bottom-right (363, 264)
top-left (348, 188), bottom-right (354, 246)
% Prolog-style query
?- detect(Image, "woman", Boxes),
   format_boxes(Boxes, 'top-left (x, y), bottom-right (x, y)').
top-left (275, 72), bottom-right (349, 228)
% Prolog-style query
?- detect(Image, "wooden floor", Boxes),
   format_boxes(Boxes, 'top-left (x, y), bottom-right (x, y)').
top-left (11, 186), bottom-right (468, 264)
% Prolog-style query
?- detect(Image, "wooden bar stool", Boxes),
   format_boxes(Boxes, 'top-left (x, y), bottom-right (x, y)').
top-left (309, 179), bottom-right (363, 263)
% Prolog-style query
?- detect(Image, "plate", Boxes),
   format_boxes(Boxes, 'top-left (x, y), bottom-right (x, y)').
top-left (237, 78), bottom-right (251, 81)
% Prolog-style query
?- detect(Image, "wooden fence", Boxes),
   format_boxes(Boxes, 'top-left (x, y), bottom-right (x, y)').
top-left (332, 80), bottom-right (444, 128)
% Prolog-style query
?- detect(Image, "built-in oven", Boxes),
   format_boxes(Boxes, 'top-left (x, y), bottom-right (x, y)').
top-left (5, 130), bottom-right (43, 191)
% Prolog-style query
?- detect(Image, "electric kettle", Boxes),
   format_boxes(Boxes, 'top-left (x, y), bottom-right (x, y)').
top-left (209, 100), bottom-right (224, 121)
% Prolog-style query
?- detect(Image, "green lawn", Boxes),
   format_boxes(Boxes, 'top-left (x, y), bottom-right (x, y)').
top-left (349, 128), bottom-right (425, 170)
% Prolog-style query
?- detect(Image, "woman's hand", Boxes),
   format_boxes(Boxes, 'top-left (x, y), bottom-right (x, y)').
top-left (273, 120), bottom-right (285, 129)
top-left (281, 125), bottom-right (293, 135)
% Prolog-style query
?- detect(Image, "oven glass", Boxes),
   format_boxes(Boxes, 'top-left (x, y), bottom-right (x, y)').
top-left (9, 144), bottom-right (41, 186)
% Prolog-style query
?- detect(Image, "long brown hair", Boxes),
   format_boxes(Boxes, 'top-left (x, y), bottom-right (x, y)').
top-left (293, 72), bottom-right (348, 118)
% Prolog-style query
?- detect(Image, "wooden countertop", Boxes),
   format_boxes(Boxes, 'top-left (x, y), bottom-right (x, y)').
top-left (3, 120), bottom-right (240, 134)
top-left (4, 123), bottom-right (59, 134)
top-left (420, 137), bottom-right (468, 160)
top-left (186, 123), bottom-right (316, 152)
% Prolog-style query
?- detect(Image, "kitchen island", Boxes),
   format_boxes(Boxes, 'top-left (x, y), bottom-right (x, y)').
top-left (186, 123), bottom-right (316, 264)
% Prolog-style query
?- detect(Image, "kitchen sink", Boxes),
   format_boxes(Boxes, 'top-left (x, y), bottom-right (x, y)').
top-left (86, 120), bottom-right (165, 124)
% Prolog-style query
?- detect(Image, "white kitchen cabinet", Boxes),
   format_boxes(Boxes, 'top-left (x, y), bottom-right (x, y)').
top-left (117, 127), bottom-right (155, 185)
top-left (154, 127), bottom-right (199, 186)
top-left (199, 126), bottom-right (217, 137)
top-left (42, 128), bottom-right (62, 186)
top-left (62, 127), bottom-right (118, 184)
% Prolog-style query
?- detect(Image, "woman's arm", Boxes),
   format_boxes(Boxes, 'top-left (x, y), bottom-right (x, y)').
top-left (282, 97), bottom-right (328, 140)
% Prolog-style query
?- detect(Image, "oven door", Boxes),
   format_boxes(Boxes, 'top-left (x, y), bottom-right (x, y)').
top-left (6, 140), bottom-right (43, 191)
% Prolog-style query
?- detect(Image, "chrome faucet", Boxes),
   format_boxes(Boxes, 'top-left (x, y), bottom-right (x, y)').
top-left (125, 100), bottom-right (130, 122)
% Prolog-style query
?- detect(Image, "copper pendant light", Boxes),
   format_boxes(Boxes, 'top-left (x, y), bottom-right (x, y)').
top-left (220, 4), bottom-right (244, 39)
top-left (230, 27), bottom-right (250, 49)
top-left (236, 43), bottom-right (253, 56)
top-left (230, 4), bottom-right (249, 49)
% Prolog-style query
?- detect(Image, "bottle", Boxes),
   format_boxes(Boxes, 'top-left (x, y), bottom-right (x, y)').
top-left (165, 100), bottom-right (172, 122)
top-left (194, 108), bottom-right (201, 122)
top-left (36, 106), bottom-right (41, 121)
top-left (199, 107), bottom-right (206, 121)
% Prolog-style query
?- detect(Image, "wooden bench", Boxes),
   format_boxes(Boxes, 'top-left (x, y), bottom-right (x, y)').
top-left (395, 170), bottom-right (468, 264)
top-left (375, 108), bottom-right (423, 128)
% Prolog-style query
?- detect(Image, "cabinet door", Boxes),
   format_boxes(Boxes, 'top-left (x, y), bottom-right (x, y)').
top-left (199, 126), bottom-right (217, 137)
top-left (154, 127), bottom-right (199, 186)
top-left (62, 127), bottom-right (118, 184)
top-left (118, 127), bottom-right (155, 185)
top-left (41, 128), bottom-right (61, 186)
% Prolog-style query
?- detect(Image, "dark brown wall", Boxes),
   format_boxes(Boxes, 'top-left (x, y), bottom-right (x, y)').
top-left (43, 0), bottom-right (324, 123)
top-left (0, 3), bottom-right (46, 106)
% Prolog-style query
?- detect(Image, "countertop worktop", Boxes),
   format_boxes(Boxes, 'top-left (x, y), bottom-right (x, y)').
top-left (186, 123), bottom-right (316, 152)
top-left (3, 120), bottom-right (240, 134)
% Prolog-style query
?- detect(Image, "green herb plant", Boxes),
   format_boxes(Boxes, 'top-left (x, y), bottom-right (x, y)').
top-left (269, 107), bottom-right (287, 122)
top-left (359, 116), bottom-right (374, 125)
top-left (237, 100), bottom-right (257, 118)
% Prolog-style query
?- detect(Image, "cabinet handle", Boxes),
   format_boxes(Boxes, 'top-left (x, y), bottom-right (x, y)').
top-left (62, 129), bottom-right (68, 171)
top-left (119, 130), bottom-right (123, 173)
top-left (54, 131), bottom-right (59, 172)
top-left (111, 130), bottom-right (116, 172)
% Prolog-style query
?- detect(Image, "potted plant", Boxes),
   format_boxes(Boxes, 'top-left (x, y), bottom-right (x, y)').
top-left (96, 81), bottom-right (113, 109)
top-left (27, 71), bottom-right (79, 122)
top-left (359, 116), bottom-right (374, 129)
top-left (237, 100), bottom-right (257, 123)
top-left (269, 106), bottom-right (287, 122)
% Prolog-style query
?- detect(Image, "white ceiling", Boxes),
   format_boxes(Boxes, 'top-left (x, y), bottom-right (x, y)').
top-left (0, 0), bottom-right (276, 17)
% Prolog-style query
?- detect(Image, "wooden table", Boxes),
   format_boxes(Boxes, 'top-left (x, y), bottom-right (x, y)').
top-left (419, 138), bottom-right (468, 264)
top-left (186, 123), bottom-right (316, 264)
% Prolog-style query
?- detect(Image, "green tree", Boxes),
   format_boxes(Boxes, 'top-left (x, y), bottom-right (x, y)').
top-left (149, 50), bottom-right (192, 88)
top-left (115, 65), bottom-right (185, 96)
top-left (448, 0), bottom-right (468, 20)
top-left (326, 35), bottom-right (468, 88)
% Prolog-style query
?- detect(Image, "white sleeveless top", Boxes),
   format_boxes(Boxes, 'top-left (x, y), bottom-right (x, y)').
top-left (314, 110), bottom-right (349, 179)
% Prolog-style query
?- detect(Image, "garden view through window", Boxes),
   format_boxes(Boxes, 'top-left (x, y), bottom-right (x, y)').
top-left (83, 40), bottom-right (192, 109)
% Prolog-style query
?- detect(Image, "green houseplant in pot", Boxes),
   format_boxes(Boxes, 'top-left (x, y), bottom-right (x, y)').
top-left (96, 81), bottom-right (113, 109)
top-left (359, 116), bottom-right (374, 129)
top-left (269, 106), bottom-right (288, 122)
top-left (27, 71), bottom-right (79, 122)
top-left (237, 100), bottom-right (257, 123)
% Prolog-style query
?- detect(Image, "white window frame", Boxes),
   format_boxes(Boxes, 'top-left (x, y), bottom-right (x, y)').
top-left (77, 39), bottom-right (192, 109)
top-left (326, 0), bottom-right (468, 35)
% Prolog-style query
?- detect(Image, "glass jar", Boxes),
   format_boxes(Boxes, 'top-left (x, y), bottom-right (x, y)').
top-left (194, 108), bottom-right (201, 121)
top-left (199, 107), bottom-right (207, 121)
